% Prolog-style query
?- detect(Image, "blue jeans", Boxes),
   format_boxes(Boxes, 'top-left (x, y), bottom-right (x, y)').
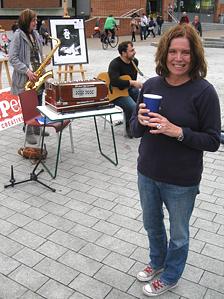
top-left (138, 172), bottom-right (199, 284)
top-left (140, 26), bottom-right (147, 40)
top-left (113, 87), bottom-right (138, 128)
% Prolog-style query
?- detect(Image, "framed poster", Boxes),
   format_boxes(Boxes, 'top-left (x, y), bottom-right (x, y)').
top-left (49, 18), bottom-right (88, 65)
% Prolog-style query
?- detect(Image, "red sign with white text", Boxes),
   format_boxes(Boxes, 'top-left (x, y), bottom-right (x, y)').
top-left (0, 88), bottom-right (23, 131)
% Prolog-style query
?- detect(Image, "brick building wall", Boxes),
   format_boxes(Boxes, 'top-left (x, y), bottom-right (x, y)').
top-left (3, 0), bottom-right (60, 8)
top-left (90, 0), bottom-right (147, 17)
top-left (216, 3), bottom-right (224, 18)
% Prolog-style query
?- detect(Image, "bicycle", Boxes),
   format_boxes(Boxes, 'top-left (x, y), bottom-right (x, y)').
top-left (101, 31), bottom-right (119, 50)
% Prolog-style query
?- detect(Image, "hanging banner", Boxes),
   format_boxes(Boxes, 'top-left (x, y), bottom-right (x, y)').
top-left (0, 88), bottom-right (23, 131)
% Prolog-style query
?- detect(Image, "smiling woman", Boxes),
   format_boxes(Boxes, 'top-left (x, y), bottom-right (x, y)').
top-left (130, 23), bottom-right (221, 297)
top-left (166, 37), bottom-right (191, 85)
top-left (155, 23), bottom-right (207, 81)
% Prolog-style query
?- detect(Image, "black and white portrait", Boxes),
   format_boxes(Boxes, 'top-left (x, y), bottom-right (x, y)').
top-left (56, 25), bottom-right (80, 56)
top-left (50, 19), bottom-right (88, 65)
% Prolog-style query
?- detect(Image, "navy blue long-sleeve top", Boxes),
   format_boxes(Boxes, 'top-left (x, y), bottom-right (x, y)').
top-left (130, 76), bottom-right (221, 186)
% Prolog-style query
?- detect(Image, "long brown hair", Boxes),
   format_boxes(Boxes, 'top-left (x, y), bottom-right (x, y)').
top-left (18, 9), bottom-right (37, 33)
top-left (155, 24), bottom-right (207, 80)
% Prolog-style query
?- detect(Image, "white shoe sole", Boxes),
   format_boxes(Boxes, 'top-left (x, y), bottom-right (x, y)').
top-left (137, 268), bottom-right (164, 282)
top-left (143, 282), bottom-right (178, 297)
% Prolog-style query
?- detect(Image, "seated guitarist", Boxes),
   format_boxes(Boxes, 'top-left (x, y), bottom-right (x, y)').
top-left (108, 41), bottom-right (142, 138)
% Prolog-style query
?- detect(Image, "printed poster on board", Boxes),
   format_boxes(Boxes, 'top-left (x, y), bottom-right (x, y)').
top-left (0, 88), bottom-right (23, 131)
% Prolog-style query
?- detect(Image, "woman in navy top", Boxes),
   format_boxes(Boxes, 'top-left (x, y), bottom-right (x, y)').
top-left (130, 24), bottom-right (221, 297)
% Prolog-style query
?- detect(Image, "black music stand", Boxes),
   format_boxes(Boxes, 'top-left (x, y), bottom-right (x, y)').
top-left (4, 119), bottom-right (56, 192)
top-left (4, 164), bottom-right (55, 192)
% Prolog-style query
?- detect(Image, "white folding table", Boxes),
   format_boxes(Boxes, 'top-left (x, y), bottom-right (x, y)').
top-left (37, 105), bottom-right (123, 179)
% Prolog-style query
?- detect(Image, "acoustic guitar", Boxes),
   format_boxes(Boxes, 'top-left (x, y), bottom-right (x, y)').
top-left (97, 72), bottom-right (131, 102)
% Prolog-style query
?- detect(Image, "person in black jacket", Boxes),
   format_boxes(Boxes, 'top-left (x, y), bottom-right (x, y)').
top-left (131, 24), bottom-right (221, 297)
top-left (156, 15), bottom-right (164, 35)
top-left (147, 17), bottom-right (156, 38)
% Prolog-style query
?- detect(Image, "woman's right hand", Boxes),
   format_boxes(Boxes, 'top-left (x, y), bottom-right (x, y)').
top-left (27, 69), bottom-right (37, 82)
top-left (138, 103), bottom-right (150, 126)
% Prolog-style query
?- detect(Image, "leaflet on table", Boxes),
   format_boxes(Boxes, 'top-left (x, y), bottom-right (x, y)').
top-left (35, 116), bottom-right (57, 124)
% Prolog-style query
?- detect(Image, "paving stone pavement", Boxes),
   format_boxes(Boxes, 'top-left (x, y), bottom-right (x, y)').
top-left (0, 31), bottom-right (224, 299)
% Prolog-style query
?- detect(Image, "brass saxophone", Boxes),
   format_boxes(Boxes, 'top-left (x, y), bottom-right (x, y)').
top-left (25, 36), bottom-right (61, 91)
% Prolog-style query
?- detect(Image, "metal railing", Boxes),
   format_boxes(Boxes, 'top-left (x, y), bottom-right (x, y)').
top-left (120, 8), bottom-right (144, 18)
top-left (120, 9), bottom-right (137, 17)
top-left (167, 11), bottom-right (179, 23)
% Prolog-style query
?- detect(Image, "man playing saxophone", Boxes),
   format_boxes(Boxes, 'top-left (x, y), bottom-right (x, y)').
top-left (9, 8), bottom-right (49, 144)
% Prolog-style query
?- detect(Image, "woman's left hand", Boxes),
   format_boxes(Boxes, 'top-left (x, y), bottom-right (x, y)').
top-left (148, 112), bottom-right (182, 138)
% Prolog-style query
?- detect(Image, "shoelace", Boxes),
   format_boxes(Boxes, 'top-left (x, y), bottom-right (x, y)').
top-left (144, 266), bottom-right (153, 274)
top-left (152, 279), bottom-right (164, 290)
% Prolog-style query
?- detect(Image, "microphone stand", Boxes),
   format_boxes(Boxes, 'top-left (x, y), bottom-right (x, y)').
top-left (4, 119), bottom-right (56, 192)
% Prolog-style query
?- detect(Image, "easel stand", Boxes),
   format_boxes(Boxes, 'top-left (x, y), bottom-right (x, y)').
top-left (57, 64), bottom-right (86, 81)
top-left (0, 57), bottom-right (12, 89)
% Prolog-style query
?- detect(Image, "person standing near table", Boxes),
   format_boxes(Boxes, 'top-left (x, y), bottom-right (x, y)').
top-left (130, 24), bottom-right (221, 297)
top-left (9, 8), bottom-right (48, 145)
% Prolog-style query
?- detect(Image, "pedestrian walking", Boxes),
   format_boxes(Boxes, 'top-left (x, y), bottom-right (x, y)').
top-left (140, 13), bottom-right (148, 40)
top-left (156, 15), bottom-right (164, 36)
top-left (130, 16), bottom-right (138, 42)
top-left (147, 17), bottom-right (156, 38)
